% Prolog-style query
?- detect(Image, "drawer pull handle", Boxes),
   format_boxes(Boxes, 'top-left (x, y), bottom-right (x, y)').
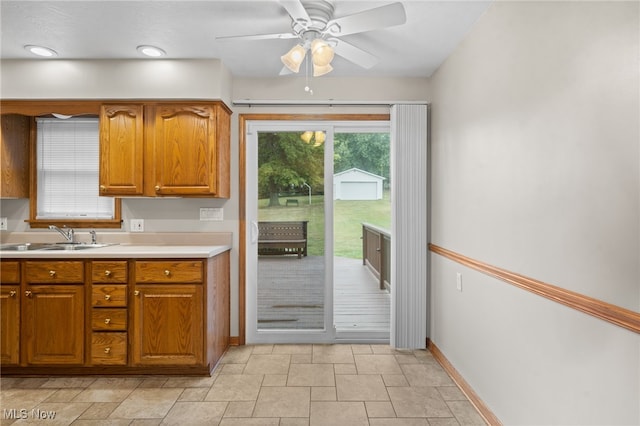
top-left (164, 270), bottom-right (171, 276)
top-left (105, 270), bottom-right (112, 276)
top-left (9, 291), bottom-right (16, 297)
top-left (104, 295), bottom-right (111, 301)
top-left (134, 290), bottom-right (140, 296)
top-left (104, 318), bottom-right (111, 324)
top-left (49, 270), bottom-right (56, 277)
top-left (25, 290), bottom-right (32, 297)
top-left (104, 347), bottom-right (111, 354)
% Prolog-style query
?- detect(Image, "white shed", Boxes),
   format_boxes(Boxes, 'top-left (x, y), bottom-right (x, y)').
top-left (333, 168), bottom-right (385, 200)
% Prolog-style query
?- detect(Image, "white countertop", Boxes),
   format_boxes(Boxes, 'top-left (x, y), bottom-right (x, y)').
top-left (0, 244), bottom-right (231, 259)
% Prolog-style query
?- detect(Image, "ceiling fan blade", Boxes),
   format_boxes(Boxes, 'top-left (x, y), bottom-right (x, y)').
top-left (216, 32), bottom-right (298, 41)
top-left (323, 2), bottom-right (406, 37)
top-left (279, 0), bottom-right (311, 24)
top-left (333, 39), bottom-right (378, 69)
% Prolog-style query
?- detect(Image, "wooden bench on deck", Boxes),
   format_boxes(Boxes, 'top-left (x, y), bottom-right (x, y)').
top-left (258, 221), bottom-right (308, 259)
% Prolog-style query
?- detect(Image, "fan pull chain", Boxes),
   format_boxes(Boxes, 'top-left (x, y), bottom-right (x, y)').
top-left (304, 54), bottom-right (313, 95)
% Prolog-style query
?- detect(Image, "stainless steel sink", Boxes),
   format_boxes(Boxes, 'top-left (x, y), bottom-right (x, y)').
top-left (0, 242), bottom-right (116, 251)
top-left (46, 243), bottom-right (115, 250)
top-left (0, 243), bottom-right (53, 251)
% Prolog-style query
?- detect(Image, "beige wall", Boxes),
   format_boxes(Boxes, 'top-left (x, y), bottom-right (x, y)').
top-left (429, 1), bottom-right (639, 424)
top-left (0, 58), bottom-right (429, 337)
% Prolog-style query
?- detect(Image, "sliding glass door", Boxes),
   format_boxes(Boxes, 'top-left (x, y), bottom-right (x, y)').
top-left (245, 120), bottom-right (390, 344)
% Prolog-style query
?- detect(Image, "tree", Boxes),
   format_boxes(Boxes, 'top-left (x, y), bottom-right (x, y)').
top-left (258, 132), bottom-right (324, 206)
top-left (334, 133), bottom-right (390, 183)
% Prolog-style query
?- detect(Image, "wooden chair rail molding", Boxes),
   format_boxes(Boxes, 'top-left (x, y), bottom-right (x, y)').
top-left (428, 244), bottom-right (640, 334)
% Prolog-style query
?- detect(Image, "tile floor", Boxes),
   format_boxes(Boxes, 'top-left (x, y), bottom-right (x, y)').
top-left (0, 344), bottom-right (486, 425)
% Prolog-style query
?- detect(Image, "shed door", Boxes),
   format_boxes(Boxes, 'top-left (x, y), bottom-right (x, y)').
top-left (341, 182), bottom-right (377, 200)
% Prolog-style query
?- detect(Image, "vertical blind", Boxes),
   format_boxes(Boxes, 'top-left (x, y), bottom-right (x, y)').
top-left (390, 104), bottom-right (428, 349)
top-left (36, 117), bottom-right (114, 219)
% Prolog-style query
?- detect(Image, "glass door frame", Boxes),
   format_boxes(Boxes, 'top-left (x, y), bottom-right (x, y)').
top-left (245, 119), bottom-right (390, 344)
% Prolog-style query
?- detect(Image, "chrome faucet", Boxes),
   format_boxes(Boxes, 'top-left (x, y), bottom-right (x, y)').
top-left (49, 225), bottom-right (75, 243)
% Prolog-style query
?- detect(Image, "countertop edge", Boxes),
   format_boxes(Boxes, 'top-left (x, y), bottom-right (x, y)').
top-left (0, 245), bottom-right (232, 259)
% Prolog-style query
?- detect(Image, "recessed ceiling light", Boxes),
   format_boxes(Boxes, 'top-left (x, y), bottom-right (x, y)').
top-left (25, 45), bottom-right (57, 57)
top-left (136, 45), bottom-right (166, 57)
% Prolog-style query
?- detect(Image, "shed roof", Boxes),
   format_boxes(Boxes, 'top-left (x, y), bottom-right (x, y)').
top-left (333, 167), bottom-right (386, 180)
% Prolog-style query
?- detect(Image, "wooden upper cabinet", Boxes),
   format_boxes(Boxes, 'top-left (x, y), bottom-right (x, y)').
top-left (98, 101), bottom-right (230, 198)
top-left (153, 104), bottom-right (229, 197)
top-left (0, 114), bottom-right (30, 198)
top-left (99, 104), bottom-right (144, 195)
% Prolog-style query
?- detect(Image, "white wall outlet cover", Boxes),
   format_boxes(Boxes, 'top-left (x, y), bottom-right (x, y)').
top-left (456, 272), bottom-right (462, 291)
top-left (0, 217), bottom-right (7, 231)
top-left (130, 219), bottom-right (144, 232)
top-left (200, 207), bottom-right (223, 221)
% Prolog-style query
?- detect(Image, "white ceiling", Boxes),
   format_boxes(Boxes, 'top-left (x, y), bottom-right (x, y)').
top-left (0, 0), bottom-right (491, 78)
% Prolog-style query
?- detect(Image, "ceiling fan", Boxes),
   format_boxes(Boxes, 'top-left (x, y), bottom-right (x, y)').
top-left (216, 0), bottom-right (406, 76)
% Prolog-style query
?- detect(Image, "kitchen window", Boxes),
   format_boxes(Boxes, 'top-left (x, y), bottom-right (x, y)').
top-left (28, 116), bottom-right (121, 228)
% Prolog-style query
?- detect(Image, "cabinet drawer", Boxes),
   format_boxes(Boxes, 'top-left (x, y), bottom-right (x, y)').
top-left (92, 285), bottom-right (127, 307)
top-left (25, 261), bottom-right (84, 284)
top-left (92, 308), bottom-right (127, 331)
top-left (1, 261), bottom-right (20, 284)
top-left (92, 332), bottom-right (127, 365)
top-left (92, 261), bottom-right (128, 283)
top-left (135, 261), bottom-right (203, 283)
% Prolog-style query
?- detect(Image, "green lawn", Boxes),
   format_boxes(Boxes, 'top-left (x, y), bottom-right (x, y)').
top-left (258, 191), bottom-right (391, 258)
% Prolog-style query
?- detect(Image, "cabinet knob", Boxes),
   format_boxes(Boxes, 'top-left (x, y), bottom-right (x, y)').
top-left (164, 270), bottom-right (171, 276)
top-left (49, 270), bottom-right (56, 277)
top-left (9, 291), bottom-right (16, 297)
top-left (104, 270), bottom-right (112, 276)
top-left (25, 290), bottom-right (32, 297)
top-left (100, 185), bottom-right (106, 192)
top-left (104, 347), bottom-right (111, 354)
top-left (104, 318), bottom-right (111, 324)
top-left (155, 185), bottom-right (160, 192)
top-left (104, 294), bottom-right (111, 301)
top-left (134, 290), bottom-right (140, 296)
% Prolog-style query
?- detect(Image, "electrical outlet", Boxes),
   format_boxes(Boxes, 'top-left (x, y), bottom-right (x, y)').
top-left (130, 219), bottom-right (144, 232)
top-left (0, 217), bottom-right (7, 231)
top-left (456, 272), bottom-right (463, 292)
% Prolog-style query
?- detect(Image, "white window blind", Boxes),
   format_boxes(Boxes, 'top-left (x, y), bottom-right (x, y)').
top-left (36, 117), bottom-right (114, 219)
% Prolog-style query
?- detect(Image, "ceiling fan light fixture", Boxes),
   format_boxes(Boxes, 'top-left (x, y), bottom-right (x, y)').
top-left (314, 131), bottom-right (326, 145)
top-left (24, 45), bottom-right (57, 57)
top-left (281, 44), bottom-right (306, 73)
top-left (300, 131), bottom-right (313, 143)
top-left (136, 45), bottom-right (166, 57)
top-left (310, 38), bottom-right (334, 67)
top-left (313, 63), bottom-right (333, 77)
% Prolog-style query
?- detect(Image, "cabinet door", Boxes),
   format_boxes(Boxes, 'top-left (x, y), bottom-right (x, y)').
top-left (153, 104), bottom-right (217, 196)
top-left (23, 285), bottom-right (84, 365)
top-left (99, 104), bottom-right (144, 195)
top-left (0, 286), bottom-right (20, 365)
top-left (132, 284), bottom-right (203, 365)
top-left (0, 114), bottom-right (30, 198)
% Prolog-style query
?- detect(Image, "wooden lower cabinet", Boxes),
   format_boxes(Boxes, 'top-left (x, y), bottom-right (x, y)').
top-left (0, 285), bottom-right (20, 365)
top-left (23, 285), bottom-right (85, 365)
top-left (132, 284), bottom-right (204, 365)
top-left (0, 253), bottom-right (230, 374)
top-left (92, 332), bottom-right (127, 365)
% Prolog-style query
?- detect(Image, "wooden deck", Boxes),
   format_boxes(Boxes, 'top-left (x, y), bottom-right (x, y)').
top-left (257, 255), bottom-right (390, 334)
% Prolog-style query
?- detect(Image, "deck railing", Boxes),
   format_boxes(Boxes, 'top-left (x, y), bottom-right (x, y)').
top-left (362, 222), bottom-right (391, 290)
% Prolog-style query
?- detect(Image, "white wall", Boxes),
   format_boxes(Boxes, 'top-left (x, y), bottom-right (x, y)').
top-left (0, 59), bottom-right (233, 104)
top-left (0, 58), bottom-right (429, 338)
top-left (429, 1), bottom-right (639, 424)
